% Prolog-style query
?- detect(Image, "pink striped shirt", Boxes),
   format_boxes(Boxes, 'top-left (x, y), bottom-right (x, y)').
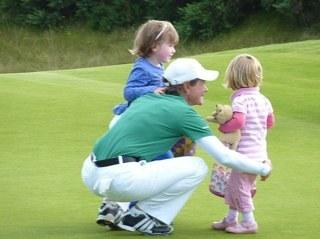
top-left (223, 87), bottom-right (274, 161)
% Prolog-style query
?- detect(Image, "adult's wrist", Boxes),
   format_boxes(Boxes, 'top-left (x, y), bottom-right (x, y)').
top-left (261, 163), bottom-right (271, 176)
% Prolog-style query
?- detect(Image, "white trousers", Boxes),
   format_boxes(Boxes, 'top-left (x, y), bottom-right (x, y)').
top-left (81, 155), bottom-right (208, 224)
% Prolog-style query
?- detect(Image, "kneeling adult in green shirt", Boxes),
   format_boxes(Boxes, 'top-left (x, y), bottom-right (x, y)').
top-left (81, 58), bottom-right (271, 236)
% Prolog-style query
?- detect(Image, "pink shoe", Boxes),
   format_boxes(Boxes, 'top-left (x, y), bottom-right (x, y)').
top-left (226, 221), bottom-right (258, 234)
top-left (211, 218), bottom-right (237, 230)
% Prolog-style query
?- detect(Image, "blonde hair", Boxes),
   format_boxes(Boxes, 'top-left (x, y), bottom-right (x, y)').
top-left (130, 20), bottom-right (179, 57)
top-left (225, 54), bottom-right (263, 90)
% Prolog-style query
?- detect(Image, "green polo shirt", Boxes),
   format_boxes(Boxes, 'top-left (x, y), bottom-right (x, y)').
top-left (93, 93), bottom-right (212, 161)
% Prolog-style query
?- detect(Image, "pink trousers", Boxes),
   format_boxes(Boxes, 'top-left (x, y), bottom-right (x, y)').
top-left (224, 170), bottom-right (257, 212)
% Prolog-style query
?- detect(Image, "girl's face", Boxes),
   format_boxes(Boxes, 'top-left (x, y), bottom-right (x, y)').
top-left (152, 42), bottom-right (176, 64)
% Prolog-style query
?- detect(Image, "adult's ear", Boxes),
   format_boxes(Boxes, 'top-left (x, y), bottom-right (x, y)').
top-left (182, 81), bottom-right (192, 93)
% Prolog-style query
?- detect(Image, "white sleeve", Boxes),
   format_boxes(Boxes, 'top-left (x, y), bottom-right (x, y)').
top-left (196, 136), bottom-right (271, 176)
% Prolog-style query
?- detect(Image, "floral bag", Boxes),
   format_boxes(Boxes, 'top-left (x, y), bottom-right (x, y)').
top-left (209, 162), bottom-right (231, 198)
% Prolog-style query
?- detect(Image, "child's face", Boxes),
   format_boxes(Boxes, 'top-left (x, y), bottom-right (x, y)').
top-left (153, 42), bottom-right (176, 64)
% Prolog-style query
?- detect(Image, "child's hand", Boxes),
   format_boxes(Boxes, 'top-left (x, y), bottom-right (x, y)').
top-left (154, 87), bottom-right (166, 94)
top-left (260, 159), bottom-right (272, 181)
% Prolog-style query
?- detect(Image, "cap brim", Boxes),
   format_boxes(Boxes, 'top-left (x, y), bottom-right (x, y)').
top-left (198, 70), bottom-right (219, 81)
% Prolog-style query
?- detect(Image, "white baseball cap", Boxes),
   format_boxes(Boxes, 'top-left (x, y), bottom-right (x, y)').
top-left (163, 58), bottom-right (219, 85)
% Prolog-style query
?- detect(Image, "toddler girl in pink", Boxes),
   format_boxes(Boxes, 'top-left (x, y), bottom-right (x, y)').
top-left (212, 54), bottom-right (275, 234)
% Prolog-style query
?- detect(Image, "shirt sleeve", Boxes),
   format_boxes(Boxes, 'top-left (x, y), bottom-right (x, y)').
top-left (219, 112), bottom-right (245, 133)
top-left (179, 107), bottom-right (213, 141)
top-left (265, 98), bottom-right (275, 128)
top-left (267, 112), bottom-right (275, 128)
top-left (196, 136), bottom-right (271, 176)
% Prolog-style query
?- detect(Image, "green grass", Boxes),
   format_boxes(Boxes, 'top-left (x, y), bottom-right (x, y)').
top-left (0, 24), bottom-right (136, 73)
top-left (1, 13), bottom-right (319, 73)
top-left (1, 40), bottom-right (320, 239)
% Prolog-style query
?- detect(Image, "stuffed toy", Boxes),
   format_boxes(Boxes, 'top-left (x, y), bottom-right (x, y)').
top-left (206, 104), bottom-right (241, 150)
top-left (206, 104), bottom-right (241, 198)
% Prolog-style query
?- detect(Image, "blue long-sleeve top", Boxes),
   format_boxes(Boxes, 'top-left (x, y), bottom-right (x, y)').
top-left (113, 57), bottom-right (164, 115)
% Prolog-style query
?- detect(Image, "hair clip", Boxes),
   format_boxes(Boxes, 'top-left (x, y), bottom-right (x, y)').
top-left (155, 23), bottom-right (168, 41)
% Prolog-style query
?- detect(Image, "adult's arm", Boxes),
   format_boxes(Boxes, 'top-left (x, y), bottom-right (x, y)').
top-left (196, 136), bottom-right (271, 176)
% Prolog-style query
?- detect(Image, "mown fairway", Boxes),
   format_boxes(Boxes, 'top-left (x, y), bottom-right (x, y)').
top-left (1, 40), bottom-right (319, 239)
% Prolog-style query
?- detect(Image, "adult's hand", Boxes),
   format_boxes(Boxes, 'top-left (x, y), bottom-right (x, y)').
top-left (260, 159), bottom-right (272, 181)
top-left (154, 87), bottom-right (166, 94)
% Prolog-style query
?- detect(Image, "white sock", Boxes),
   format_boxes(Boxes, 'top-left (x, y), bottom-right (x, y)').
top-left (242, 211), bottom-right (255, 223)
top-left (226, 208), bottom-right (238, 222)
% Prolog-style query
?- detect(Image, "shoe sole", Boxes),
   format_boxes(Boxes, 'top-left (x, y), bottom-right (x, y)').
top-left (226, 227), bottom-right (257, 234)
top-left (211, 220), bottom-right (237, 231)
top-left (96, 218), bottom-right (124, 231)
top-left (96, 219), bottom-right (111, 226)
top-left (96, 213), bottom-right (119, 226)
top-left (226, 230), bottom-right (257, 234)
top-left (118, 221), bottom-right (174, 235)
top-left (143, 227), bottom-right (174, 236)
